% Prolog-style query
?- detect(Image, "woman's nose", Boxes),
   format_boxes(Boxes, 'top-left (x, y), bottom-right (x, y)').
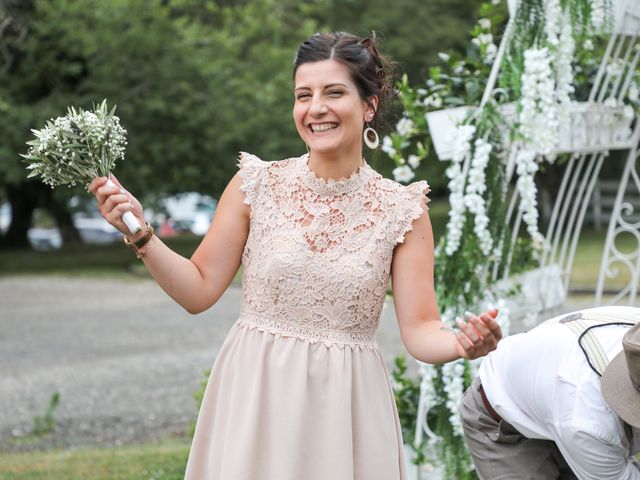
top-left (309, 95), bottom-right (327, 116)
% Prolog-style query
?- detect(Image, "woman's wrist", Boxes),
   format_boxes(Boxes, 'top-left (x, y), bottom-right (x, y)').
top-left (123, 222), bottom-right (155, 259)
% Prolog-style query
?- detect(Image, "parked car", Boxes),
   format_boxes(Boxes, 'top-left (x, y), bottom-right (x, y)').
top-left (28, 228), bottom-right (63, 251)
top-left (0, 202), bottom-right (10, 233)
top-left (73, 217), bottom-right (122, 244)
top-left (153, 193), bottom-right (217, 236)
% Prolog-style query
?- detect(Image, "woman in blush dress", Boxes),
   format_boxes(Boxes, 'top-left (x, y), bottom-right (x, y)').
top-left (90, 31), bottom-right (501, 480)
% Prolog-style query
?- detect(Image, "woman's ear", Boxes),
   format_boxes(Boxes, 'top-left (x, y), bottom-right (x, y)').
top-left (366, 96), bottom-right (379, 122)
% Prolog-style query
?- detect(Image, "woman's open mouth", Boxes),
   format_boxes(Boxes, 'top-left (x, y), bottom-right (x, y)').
top-left (309, 122), bottom-right (339, 134)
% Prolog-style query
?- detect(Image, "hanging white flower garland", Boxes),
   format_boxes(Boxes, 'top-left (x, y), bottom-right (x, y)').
top-left (591, 0), bottom-right (606, 30)
top-left (555, 15), bottom-right (576, 121)
top-left (543, 0), bottom-right (562, 46)
top-left (515, 149), bottom-right (546, 246)
top-left (444, 124), bottom-right (476, 256)
top-left (441, 359), bottom-right (466, 437)
top-left (464, 138), bottom-right (494, 255)
top-left (520, 47), bottom-right (559, 155)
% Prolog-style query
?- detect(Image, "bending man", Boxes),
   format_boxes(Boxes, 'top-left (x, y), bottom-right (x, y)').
top-left (459, 306), bottom-right (640, 479)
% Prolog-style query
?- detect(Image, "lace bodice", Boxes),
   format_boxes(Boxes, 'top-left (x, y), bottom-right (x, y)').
top-left (237, 152), bottom-right (429, 347)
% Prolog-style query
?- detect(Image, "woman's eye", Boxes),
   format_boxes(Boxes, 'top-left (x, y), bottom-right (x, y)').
top-left (296, 93), bottom-right (310, 100)
top-left (328, 91), bottom-right (343, 97)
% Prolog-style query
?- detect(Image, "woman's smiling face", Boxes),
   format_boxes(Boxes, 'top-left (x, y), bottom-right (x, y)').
top-left (293, 59), bottom-right (376, 155)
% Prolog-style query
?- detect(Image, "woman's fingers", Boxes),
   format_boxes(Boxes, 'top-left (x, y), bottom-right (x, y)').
top-left (88, 177), bottom-right (108, 195)
top-left (455, 332), bottom-right (474, 353)
top-left (105, 201), bottom-right (134, 225)
top-left (103, 193), bottom-right (129, 213)
top-left (457, 319), bottom-right (481, 344)
top-left (95, 183), bottom-right (120, 205)
top-left (478, 310), bottom-right (503, 341)
top-left (468, 315), bottom-right (491, 338)
top-left (455, 310), bottom-right (502, 359)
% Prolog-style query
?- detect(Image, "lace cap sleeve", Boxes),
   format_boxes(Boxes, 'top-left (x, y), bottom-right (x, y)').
top-left (237, 151), bottom-right (267, 206)
top-left (392, 180), bottom-right (431, 245)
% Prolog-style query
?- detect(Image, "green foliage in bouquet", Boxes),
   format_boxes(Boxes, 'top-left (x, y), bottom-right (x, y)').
top-left (21, 100), bottom-right (126, 188)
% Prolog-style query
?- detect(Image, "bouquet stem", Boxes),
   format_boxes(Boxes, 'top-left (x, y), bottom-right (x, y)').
top-left (106, 177), bottom-right (142, 235)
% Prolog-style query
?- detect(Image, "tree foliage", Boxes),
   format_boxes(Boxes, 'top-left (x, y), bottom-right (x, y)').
top-left (0, 0), bottom-right (479, 248)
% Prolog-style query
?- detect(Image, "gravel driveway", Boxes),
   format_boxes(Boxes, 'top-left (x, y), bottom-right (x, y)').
top-left (0, 274), bottom-right (598, 454)
top-left (0, 275), bottom-right (407, 453)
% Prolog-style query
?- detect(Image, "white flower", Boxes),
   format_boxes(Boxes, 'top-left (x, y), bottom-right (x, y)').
top-left (381, 136), bottom-right (396, 156)
top-left (519, 47), bottom-right (559, 154)
top-left (604, 97), bottom-right (618, 108)
top-left (515, 149), bottom-right (545, 245)
top-left (484, 43), bottom-right (498, 64)
top-left (629, 83), bottom-right (639, 103)
top-left (407, 154), bottom-right (421, 169)
top-left (424, 94), bottom-right (443, 108)
top-left (623, 105), bottom-right (635, 120)
top-left (491, 0), bottom-right (500, 4)
top-left (393, 165), bottom-right (415, 183)
top-left (472, 33), bottom-right (493, 47)
top-left (444, 124), bottom-right (476, 256)
top-left (478, 18), bottom-right (491, 30)
top-left (442, 359), bottom-right (466, 437)
top-left (464, 138), bottom-right (493, 255)
top-left (606, 60), bottom-right (625, 78)
top-left (396, 117), bottom-right (414, 136)
top-left (438, 52), bottom-right (450, 62)
top-left (555, 14), bottom-right (575, 126)
top-left (591, 0), bottom-right (605, 30)
top-left (584, 38), bottom-right (594, 50)
top-left (543, 0), bottom-right (561, 46)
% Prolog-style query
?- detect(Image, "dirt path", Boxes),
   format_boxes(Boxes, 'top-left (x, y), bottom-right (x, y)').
top-left (0, 275), bottom-right (406, 452)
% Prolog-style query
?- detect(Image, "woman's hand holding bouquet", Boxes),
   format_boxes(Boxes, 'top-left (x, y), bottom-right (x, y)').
top-left (88, 174), bottom-right (145, 240)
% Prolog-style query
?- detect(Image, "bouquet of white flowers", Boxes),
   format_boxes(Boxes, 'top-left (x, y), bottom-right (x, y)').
top-left (21, 100), bottom-right (141, 234)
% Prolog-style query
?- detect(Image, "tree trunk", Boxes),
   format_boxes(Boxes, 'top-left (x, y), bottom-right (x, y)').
top-left (0, 182), bottom-right (38, 250)
top-left (47, 193), bottom-right (82, 245)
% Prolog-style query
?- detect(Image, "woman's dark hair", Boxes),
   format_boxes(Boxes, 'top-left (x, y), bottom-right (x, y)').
top-left (293, 31), bottom-right (395, 127)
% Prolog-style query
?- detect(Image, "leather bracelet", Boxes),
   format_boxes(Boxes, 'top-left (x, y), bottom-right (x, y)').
top-left (123, 222), bottom-right (154, 259)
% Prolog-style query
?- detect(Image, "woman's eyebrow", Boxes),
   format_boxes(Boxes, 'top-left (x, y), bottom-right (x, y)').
top-left (294, 83), bottom-right (348, 92)
top-left (324, 83), bottom-right (348, 89)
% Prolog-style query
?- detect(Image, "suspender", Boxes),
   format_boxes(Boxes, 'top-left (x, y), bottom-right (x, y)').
top-left (560, 311), bottom-right (638, 377)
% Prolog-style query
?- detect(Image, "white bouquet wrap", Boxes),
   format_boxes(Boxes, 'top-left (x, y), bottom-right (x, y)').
top-left (21, 100), bottom-right (141, 235)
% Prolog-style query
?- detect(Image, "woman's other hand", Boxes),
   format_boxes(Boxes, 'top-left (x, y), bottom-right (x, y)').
top-left (454, 309), bottom-right (502, 360)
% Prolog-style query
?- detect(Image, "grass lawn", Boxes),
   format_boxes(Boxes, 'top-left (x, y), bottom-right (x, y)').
top-left (0, 235), bottom-right (203, 278)
top-left (0, 438), bottom-right (190, 480)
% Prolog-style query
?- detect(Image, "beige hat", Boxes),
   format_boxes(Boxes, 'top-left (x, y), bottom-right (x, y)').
top-left (602, 322), bottom-right (640, 429)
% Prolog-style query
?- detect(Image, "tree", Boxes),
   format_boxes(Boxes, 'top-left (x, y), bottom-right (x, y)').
top-left (0, 0), bottom-right (478, 249)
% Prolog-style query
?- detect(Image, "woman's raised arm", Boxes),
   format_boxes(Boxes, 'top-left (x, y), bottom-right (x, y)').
top-left (89, 172), bottom-right (250, 314)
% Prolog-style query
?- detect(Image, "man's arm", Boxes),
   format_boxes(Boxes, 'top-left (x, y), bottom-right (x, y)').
top-left (555, 425), bottom-right (640, 480)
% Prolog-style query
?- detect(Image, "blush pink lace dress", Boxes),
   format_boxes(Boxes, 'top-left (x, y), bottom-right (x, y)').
top-left (184, 152), bottom-right (429, 480)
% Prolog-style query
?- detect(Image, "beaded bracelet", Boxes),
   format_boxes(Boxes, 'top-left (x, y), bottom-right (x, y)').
top-left (123, 222), bottom-right (154, 259)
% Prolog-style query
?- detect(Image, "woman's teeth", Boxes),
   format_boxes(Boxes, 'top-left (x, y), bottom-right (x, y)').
top-left (311, 123), bottom-right (338, 133)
